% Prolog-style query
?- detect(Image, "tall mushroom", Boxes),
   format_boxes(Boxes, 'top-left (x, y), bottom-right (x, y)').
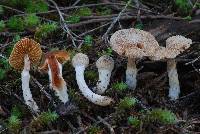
top-left (39, 50), bottom-right (70, 103)
top-left (9, 38), bottom-right (42, 112)
top-left (150, 35), bottom-right (192, 100)
top-left (72, 53), bottom-right (113, 106)
top-left (110, 28), bottom-right (160, 90)
top-left (93, 55), bottom-right (114, 94)
top-left (166, 35), bottom-right (192, 100)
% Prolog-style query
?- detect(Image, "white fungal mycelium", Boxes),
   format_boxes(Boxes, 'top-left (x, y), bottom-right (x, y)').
top-left (72, 53), bottom-right (114, 106)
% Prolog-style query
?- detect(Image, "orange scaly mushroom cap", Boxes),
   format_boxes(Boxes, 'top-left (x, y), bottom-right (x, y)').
top-left (9, 38), bottom-right (42, 70)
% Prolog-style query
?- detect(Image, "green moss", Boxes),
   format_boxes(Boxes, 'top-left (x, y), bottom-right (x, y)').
top-left (175, 0), bottom-right (192, 14)
top-left (66, 15), bottom-right (80, 24)
top-left (84, 35), bottom-right (93, 46)
top-left (88, 126), bottom-right (101, 134)
top-left (85, 70), bottom-right (98, 81)
top-left (183, 15), bottom-right (192, 21)
top-left (97, 47), bottom-right (113, 57)
top-left (34, 23), bottom-right (58, 40)
top-left (112, 82), bottom-right (128, 92)
top-left (7, 16), bottom-right (25, 31)
top-left (77, 7), bottom-right (92, 16)
top-left (7, 115), bottom-right (21, 133)
top-left (0, 68), bottom-right (6, 80)
top-left (147, 108), bottom-right (177, 124)
top-left (96, 7), bottom-right (112, 16)
top-left (0, 20), bottom-right (5, 32)
top-left (25, 0), bottom-right (48, 13)
top-left (118, 97), bottom-right (136, 110)
top-left (134, 22), bottom-right (144, 30)
top-left (30, 111), bottom-right (59, 129)
top-left (3, 0), bottom-right (30, 8)
top-left (128, 116), bottom-right (141, 128)
top-left (25, 14), bottom-right (40, 27)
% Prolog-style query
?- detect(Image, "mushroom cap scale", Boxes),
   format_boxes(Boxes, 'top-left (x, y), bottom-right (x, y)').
top-left (9, 38), bottom-right (42, 70)
top-left (110, 28), bottom-right (160, 58)
top-left (72, 53), bottom-right (89, 67)
top-left (96, 55), bottom-right (114, 71)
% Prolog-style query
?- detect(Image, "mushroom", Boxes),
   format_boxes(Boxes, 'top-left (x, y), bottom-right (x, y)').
top-left (39, 50), bottom-right (70, 103)
top-left (93, 55), bottom-right (114, 94)
top-left (151, 35), bottom-right (192, 100)
top-left (9, 38), bottom-right (42, 112)
top-left (110, 28), bottom-right (160, 89)
top-left (72, 53), bottom-right (114, 106)
top-left (166, 35), bottom-right (192, 100)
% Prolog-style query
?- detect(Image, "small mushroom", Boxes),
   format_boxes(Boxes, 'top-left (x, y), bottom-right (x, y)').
top-left (39, 50), bottom-right (70, 103)
top-left (151, 35), bottom-right (192, 100)
top-left (166, 35), bottom-right (192, 100)
top-left (9, 38), bottom-right (42, 112)
top-left (72, 53), bottom-right (114, 106)
top-left (94, 55), bottom-right (114, 94)
top-left (110, 28), bottom-right (160, 89)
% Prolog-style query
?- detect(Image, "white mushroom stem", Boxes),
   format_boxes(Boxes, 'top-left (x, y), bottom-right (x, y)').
top-left (126, 58), bottom-right (137, 90)
top-left (74, 65), bottom-right (113, 106)
top-left (94, 55), bottom-right (114, 94)
top-left (48, 61), bottom-right (69, 103)
top-left (167, 59), bottom-right (180, 100)
top-left (96, 69), bottom-right (112, 94)
top-left (21, 55), bottom-right (39, 112)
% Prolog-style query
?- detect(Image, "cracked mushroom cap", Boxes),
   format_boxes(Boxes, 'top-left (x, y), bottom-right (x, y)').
top-left (96, 55), bottom-right (114, 71)
top-left (165, 35), bottom-right (192, 59)
top-left (72, 53), bottom-right (89, 67)
top-left (110, 28), bottom-right (159, 58)
top-left (9, 38), bottom-right (42, 70)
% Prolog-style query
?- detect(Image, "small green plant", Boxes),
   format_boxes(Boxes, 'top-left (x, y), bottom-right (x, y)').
top-left (85, 70), bottom-right (98, 81)
top-left (34, 23), bottom-right (58, 40)
top-left (30, 111), bottom-right (59, 129)
top-left (0, 68), bottom-right (6, 80)
top-left (66, 15), bottom-right (80, 24)
top-left (118, 97), bottom-right (137, 110)
top-left (128, 116), bottom-right (141, 128)
top-left (112, 82), bottom-right (128, 92)
top-left (7, 115), bottom-right (21, 133)
top-left (183, 15), bottom-right (192, 21)
top-left (25, 0), bottom-right (48, 13)
top-left (84, 35), bottom-right (93, 46)
top-left (7, 106), bottom-right (22, 133)
top-left (134, 22), bottom-right (144, 30)
top-left (88, 125), bottom-right (101, 134)
top-left (7, 16), bottom-right (25, 31)
top-left (96, 7), bottom-right (112, 16)
top-left (175, 0), bottom-right (192, 14)
top-left (0, 58), bottom-right (10, 80)
top-left (147, 108), bottom-right (177, 124)
top-left (0, 20), bottom-right (5, 32)
top-left (25, 14), bottom-right (40, 27)
top-left (98, 47), bottom-right (113, 57)
top-left (77, 7), bottom-right (92, 16)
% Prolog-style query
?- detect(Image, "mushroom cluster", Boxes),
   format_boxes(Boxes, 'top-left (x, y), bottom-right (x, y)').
top-left (72, 53), bottom-right (114, 106)
top-left (110, 28), bottom-right (192, 100)
top-left (110, 28), bottom-right (160, 90)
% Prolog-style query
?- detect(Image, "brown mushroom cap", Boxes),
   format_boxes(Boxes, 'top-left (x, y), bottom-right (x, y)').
top-left (9, 38), bottom-right (42, 70)
top-left (50, 50), bottom-right (70, 64)
top-left (96, 55), bottom-right (114, 71)
top-left (39, 50), bottom-right (70, 72)
top-left (110, 28), bottom-right (160, 58)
